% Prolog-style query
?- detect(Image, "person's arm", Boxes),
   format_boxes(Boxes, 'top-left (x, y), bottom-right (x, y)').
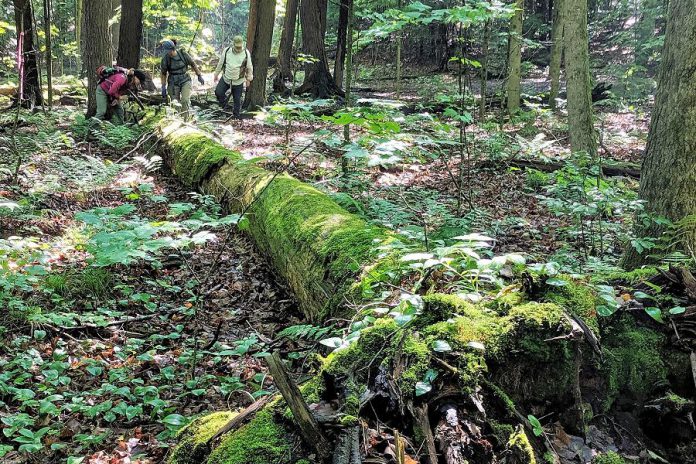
top-left (184, 51), bottom-right (205, 85)
top-left (160, 56), bottom-right (168, 97)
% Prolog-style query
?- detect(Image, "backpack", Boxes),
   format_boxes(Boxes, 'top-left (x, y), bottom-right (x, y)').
top-left (221, 47), bottom-right (250, 79)
top-left (96, 65), bottom-right (126, 84)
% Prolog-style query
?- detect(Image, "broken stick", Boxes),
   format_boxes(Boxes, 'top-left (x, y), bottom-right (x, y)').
top-left (265, 351), bottom-right (332, 460)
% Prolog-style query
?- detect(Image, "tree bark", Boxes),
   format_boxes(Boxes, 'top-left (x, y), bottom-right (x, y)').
top-left (622, 0), bottom-right (696, 268)
top-left (548, 0), bottom-right (565, 110)
top-left (43, 0), bottom-right (53, 109)
top-left (246, 0), bottom-right (259, 53)
top-left (83, 0), bottom-right (112, 117)
top-left (117, 0), bottom-right (143, 68)
top-left (274, 0), bottom-right (298, 93)
top-left (296, 0), bottom-right (342, 97)
top-left (110, 0), bottom-right (121, 59)
top-left (479, 19), bottom-right (491, 119)
top-left (334, 0), bottom-right (350, 89)
top-left (13, 0), bottom-right (43, 107)
top-left (506, 0), bottom-right (523, 113)
top-left (564, 0), bottom-right (596, 156)
top-left (244, 0), bottom-right (276, 110)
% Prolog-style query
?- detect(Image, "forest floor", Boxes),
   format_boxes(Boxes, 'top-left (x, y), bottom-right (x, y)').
top-left (1, 67), bottom-right (681, 464)
top-left (0, 108), bottom-right (316, 463)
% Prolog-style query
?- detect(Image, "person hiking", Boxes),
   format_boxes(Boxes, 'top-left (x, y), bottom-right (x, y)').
top-left (160, 39), bottom-right (204, 120)
top-left (95, 67), bottom-right (147, 125)
top-left (213, 35), bottom-right (253, 119)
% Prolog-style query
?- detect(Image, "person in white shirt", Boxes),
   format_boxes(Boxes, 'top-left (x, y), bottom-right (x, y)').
top-left (213, 35), bottom-right (254, 119)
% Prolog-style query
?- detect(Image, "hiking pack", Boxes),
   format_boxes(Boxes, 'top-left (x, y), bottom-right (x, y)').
top-left (96, 65), bottom-right (127, 84)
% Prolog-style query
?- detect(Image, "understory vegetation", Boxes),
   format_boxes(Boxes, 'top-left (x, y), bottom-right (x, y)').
top-left (2, 0), bottom-right (696, 463)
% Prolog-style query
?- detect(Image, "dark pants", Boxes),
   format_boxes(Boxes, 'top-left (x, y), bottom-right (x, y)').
top-left (215, 79), bottom-right (244, 117)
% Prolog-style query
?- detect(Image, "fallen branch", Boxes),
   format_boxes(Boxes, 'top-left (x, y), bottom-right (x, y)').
top-left (265, 351), bottom-right (332, 460)
top-left (206, 395), bottom-right (272, 446)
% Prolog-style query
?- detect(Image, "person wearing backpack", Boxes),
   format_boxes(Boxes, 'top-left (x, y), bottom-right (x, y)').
top-left (213, 36), bottom-right (253, 119)
top-left (160, 39), bottom-right (205, 120)
top-left (95, 67), bottom-right (147, 125)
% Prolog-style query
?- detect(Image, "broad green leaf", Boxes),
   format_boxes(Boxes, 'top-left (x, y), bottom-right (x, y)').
top-left (432, 340), bottom-right (452, 352)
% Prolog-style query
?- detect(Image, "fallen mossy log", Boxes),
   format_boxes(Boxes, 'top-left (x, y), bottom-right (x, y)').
top-left (480, 157), bottom-right (641, 179)
top-left (156, 119), bottom-right (391, 321)
top-left (155, 119), bottom-right (694, 463)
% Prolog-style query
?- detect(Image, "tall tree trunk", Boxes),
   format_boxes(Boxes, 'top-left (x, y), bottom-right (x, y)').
top-left (274, 0), bottom-right (298, 93)
top-left (117, 0), bottom-right (143, 68)
top-left (244, 0), bottom-right (276, 110)
top-left (622, 0), bottom-right (696, 268)
top-left (296, 0), bottom-right (342, 97)
top-left (110, 0), bottom-right (120, 59)
top-left (334, 0), bottom-right (350, 89)
top-left (13, 0), bottom-right (42, 106)
top-left (83, 0), bottom-right (112, 117)
top-left (395, 0), bottom-right (402, 99)
top-left (506, 0), bottom-right (523, 113)
top-left (76, 0), bottom-right (82, 73)
top-left (43, 0), bottom-right (53, 109)
top-left (246, 0), bottom-right (259, 53)
top-left (548, 0), bottom-right (565, 110)
top-left (564, 0), bottom-right (596, 156)
top-left (479, 19), bottom-right (490, 119)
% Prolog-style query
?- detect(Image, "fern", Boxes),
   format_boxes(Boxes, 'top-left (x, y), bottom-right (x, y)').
top-left (276, 324), bottom-right (336, 342)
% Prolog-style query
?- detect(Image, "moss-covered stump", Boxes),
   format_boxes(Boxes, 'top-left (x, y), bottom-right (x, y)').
top-left (156, 119), bottom-right (391, 321)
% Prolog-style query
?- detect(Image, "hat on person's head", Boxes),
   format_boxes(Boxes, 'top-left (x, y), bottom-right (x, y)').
top-left (161, 39), bottom-right (176, 51)
top-left (233, 36), bottom-right (244, 47)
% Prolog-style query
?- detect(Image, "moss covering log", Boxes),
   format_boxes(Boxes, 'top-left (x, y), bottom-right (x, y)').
top-left (156, 119), bottom-right (390, 321)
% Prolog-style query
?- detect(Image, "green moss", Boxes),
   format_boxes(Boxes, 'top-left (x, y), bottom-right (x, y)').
top-left (397, 337), bottom-right (431, 393)
top-left (419, 293), bottom-right (478, 326)
top-left (324, 318), bottom-right (399, 380)
top-left (507, 427), bottom-right (537, 464)
top-left (159, 118), bottom-right (393, 321)
top-left (592, 267), bottom-right (660, 285)
top-left (207, 409), bottom-right (292, 464)
top-left (592, 451), bottom-right (625, 464)
top-left (602, 316), bottom-right (668, 410)
top-left (543, 276), bottom-right (599, 331)
top-left (169, 133), bottom-right (236, 187)
top-left (489, 419), bottom-right (515, 446)
top-left (167, 411), bottom-right (235, 464)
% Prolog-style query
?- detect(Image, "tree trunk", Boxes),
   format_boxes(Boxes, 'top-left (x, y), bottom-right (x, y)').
top-left (564, 0), bottom-right (596, 156)
top-left (76, 0), bottom-right (82, 73)
top-left (110, 0), bottom-right (120, 59)
top-left (622, 0), bottom-right (696, 268)
top-left (244, 0), bottom-right (276, 110)
top-left (506, 0), bottom-right (523, 113)
top-left (83, 0), bottom-right (112, 117)
top-left (296, 0), bottom-right (342, 97)
top-left (117, 0), bottom-right (143, 68)
top-left (548, 0), bottom-right (565, 110)
top-left (479, 19), bottom-right (490, 119)
top-left (274, 0), bottom-right (298, 93)
top-left (13, 0), bottom-right (42, 107)
top-left (334, 0), bottom-right (350, 89)
top-left (43, 0), bottom-right (53, 109)
top-left (246, 0), bottom-right (259, 53)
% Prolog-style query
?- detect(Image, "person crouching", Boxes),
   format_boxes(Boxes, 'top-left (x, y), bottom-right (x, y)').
top-left (95, 68), bottom-right (147, 125)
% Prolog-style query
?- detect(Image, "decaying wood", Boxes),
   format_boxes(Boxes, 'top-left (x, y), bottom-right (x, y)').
top-left (481, 157), bottom-right (641, 179)
top-left (332, 425), bottom-right (361, 464)
top-left (206, 395), bottom-right (272, 446)
top-left (674, 266), bottom-right (696, 301)
top-left (411, 403), bottom-right (439, 464)
top-left (394, 429), bottom-right (406, 464)
top-left (265, 351), bottom-right (332, 459)
top-left (691, 352), bottom-right (696, 392)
